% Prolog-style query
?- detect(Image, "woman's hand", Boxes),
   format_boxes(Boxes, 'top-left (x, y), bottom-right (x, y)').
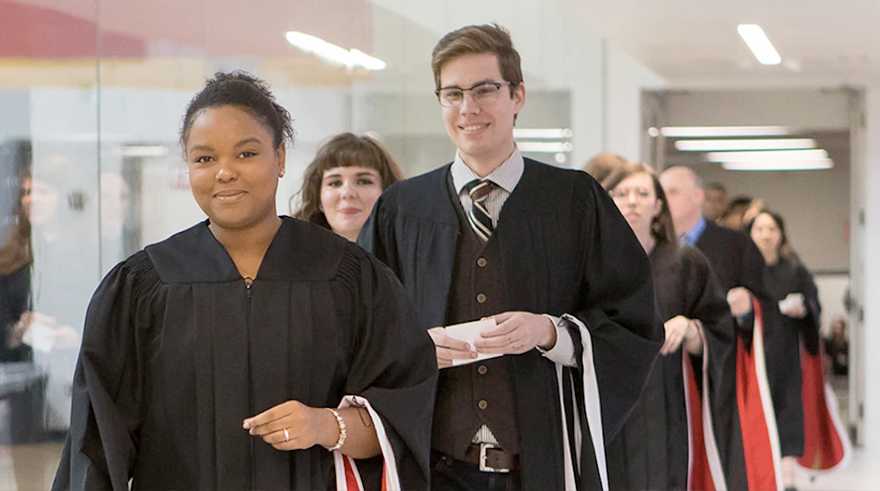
top-left (243, 400), bottom-right (338, 451)
top-left (662, 315), bottom-right (703, 355)
top-left (779, 293), bottom-right (807, 319)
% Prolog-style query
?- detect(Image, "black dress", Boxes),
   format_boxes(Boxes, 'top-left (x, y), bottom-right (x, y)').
top-left (52, 217), bottom-right (437, 490)
top-left (607, 242), bottom-right (746, 490)
top-left (762, 256), bottom-right (821, 458)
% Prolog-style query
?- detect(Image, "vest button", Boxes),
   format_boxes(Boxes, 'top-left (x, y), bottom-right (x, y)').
top-left (477, 365), bottom-right (488, 375)
top-left (476, 293), bottom-right (488, 304)
top-left (476, 257), bottom-right (488, 268)
top-left (478, 399), bottom-right (488, 410)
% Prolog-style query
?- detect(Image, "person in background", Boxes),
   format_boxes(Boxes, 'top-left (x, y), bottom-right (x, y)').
top-left (661, 165), bottom-right (785, 490)
top-left (703, 181), bottom-right (728, 222)
top-left (583, 151), bottom-right (627, 184)
top-left (748, 209), bottom-right (821, 490)
top-left (604, 163), bottom-right (745, 490)
top-left (825, 315), bottom-right (848, 376)
top-left (293, 132), bottom-right (402, 242)
top-left (719, 195), bottom-right (755, 231)
top-left (53, 71), bottom-right (436, 491)
top-left (1, 157), bottom-right (33, 364)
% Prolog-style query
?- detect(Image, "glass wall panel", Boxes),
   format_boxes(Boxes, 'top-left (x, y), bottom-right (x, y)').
top-left (1, 1), bottom-right (644, 486)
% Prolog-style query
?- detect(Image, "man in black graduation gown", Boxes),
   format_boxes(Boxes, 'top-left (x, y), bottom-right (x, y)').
top-left (661, 165), bottom-right (788, 488)
top-left (659, 166), bottom-right (769, 332)
top-left (360, 24), bottom-right (661, 490)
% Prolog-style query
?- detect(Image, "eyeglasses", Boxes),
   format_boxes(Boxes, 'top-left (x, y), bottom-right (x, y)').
top-left (435, 80), bottom-right (511, 107)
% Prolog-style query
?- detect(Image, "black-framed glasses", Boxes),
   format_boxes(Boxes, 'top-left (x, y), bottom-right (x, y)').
top-left (434, 80), bottom-right (511, 107)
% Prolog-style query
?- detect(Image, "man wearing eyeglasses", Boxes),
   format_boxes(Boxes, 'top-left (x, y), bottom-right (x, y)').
top-left (360, 23), bottom-right (660, 491)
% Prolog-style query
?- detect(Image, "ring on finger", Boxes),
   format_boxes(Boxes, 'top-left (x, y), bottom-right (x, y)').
top-left (283, 428), bottom-right (290, 442)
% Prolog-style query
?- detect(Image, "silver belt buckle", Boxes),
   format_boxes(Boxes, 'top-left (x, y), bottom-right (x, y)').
top-left (478, 442), bottom-right (510, 473)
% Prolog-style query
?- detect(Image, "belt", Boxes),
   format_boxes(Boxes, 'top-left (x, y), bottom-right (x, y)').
top-left (462, 443), bottom-right (518, 473)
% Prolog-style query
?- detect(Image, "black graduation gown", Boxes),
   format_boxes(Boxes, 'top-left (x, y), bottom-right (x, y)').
top-left (52, 217), bottom-right (437, 491)
top-left (607, 243), bottom-right (746, 490)
top-left (360, 159), bottom-right (662, 490)
top-left (762, 257), bottom-right (821, 457)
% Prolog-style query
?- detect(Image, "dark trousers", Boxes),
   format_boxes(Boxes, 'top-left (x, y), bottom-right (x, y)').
top-left (431, 453), bottom-right (521, 491)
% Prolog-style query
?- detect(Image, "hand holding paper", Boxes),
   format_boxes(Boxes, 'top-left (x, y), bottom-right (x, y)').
top-left (443, 318), bottom-right (503, 367)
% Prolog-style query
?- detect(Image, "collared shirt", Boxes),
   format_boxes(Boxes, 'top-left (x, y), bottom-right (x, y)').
top-left (681, 215), bottom-right (708, 247)
top-left (449, 148), bottom-right (575, 368)
top-left (450, 148), bottom-right (524, 226)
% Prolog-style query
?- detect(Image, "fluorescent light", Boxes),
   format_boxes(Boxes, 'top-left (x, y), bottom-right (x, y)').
top-left (675, 138), bottom-right (816, 152)
top-left (514, 128), bottom-right (573, 139)
top-left (285, 31), bottom-right (386, 71)
top-left (660, 126), bottom-right (790, 137)
top-left (707, 149), bottom-right (828, 163)
top-left (120, 145), bottom-right (169, 158)
top-left (517, 141), bottom-right (574, 153)
top-left (737, 24), bottom-right (782, 65)
top-left (722, 160), bottom-right (833, 171)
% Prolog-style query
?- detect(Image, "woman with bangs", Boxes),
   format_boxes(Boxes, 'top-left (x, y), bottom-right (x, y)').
top-left (293, 133), bottom-right (402, 242)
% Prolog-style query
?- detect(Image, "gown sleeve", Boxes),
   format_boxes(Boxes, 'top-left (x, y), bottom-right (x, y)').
top-left (339, 251), bottom-right (437, 491)
top-left (682, 248), bottom-right (747, 488)
top-left (357, 192), bottom-right (400, 276)
top-left (568, 177), bottom-right (663, 441)
top-left (52, 252), bottom-right (158, 491)
top-left (796, 262), bottom-right (822, 354)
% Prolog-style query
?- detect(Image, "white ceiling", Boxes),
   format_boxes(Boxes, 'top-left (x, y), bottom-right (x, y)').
top-left (574, 1), bottom-right (880, 86)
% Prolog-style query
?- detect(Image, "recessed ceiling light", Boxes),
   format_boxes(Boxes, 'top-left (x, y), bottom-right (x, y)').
top-left (707, 149), bottom-right (829, 163)
top-left (737, 24), bottom-right (782, 65)
top-left (285, 31), bottom-right (386, 71)
top-left (675, 138), bottom-right (816, 152)
top-left (660, 126), bottom-right (790, 137)
top-left (722, 160), bottom-right (833, 171)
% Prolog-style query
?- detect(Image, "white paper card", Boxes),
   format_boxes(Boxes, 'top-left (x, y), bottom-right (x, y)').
top-left (444, 318), bottom-right (503, 367)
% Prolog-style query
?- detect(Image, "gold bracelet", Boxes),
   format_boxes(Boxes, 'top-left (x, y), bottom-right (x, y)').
top-left (325, 408), bottom-right (348, 452)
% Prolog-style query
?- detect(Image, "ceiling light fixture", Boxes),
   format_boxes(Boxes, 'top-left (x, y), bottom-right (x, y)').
top-left (675, 138), bottom-right (816, 152)
top-left (706, 149), bottom-right (829, 163)
top-left (514, 128), bottom-right (574, 139)
top-left (660, 126), bottom-right (790, 137)
top-left (285, 31), bottom-right (386, 71)
top-left (517, 141), bottom-right (574, 153)
top-left (737, 24), bottom-right (782, 65)
top-left (721, 160), bottom-right (833, 171)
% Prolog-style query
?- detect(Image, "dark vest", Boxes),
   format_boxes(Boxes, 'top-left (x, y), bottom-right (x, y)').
top-left (432, 178), bottom-right (520, 459)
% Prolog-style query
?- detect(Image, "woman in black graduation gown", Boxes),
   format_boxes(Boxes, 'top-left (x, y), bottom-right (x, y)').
top-left (52, 71), bottom-right (437, 491)
top-left (749, 209), bottom-right (820, 488)
top-left (604, 163), bottom-right (744, 490)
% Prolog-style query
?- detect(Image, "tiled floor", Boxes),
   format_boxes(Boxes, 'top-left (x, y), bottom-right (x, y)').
top-left (799, 449), bottom-right (880, 491)
top-left (0, 375), bottom-right (875, 490)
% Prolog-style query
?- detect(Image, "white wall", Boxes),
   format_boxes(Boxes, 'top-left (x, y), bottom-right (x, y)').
top-left (860, 86), bottom-right (880, 453)
top-left (606, 44), bottom-right (665, 161)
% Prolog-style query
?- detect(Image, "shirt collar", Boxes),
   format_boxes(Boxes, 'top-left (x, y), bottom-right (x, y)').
top-left (451, 147), bottom-right (524, 195)
top-left (681, 215), bottom-right (708, 246)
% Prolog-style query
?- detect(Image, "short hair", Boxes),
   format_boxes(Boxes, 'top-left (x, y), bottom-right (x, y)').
top-left (584, 152), bottom-right (627, 186)
top-left (431, 23), bottom-right (523, 95)
top-left (705, 181), bottom-right (727, 193)
top-left (292, 133), bottom-right (403, 229)
top-left (180, 71), bottom-right (293, 151)
top-left (603, 162), bottom-right (677, 245)
top-left (661, 165), bottom-right (704, 190)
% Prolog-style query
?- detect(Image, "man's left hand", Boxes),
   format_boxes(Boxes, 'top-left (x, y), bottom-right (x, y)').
top-left (473, 311), bottom-right (556, 355)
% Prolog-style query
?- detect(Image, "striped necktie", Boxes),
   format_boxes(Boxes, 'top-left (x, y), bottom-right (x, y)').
top-left (464, 179), bottom-right (495, 241)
